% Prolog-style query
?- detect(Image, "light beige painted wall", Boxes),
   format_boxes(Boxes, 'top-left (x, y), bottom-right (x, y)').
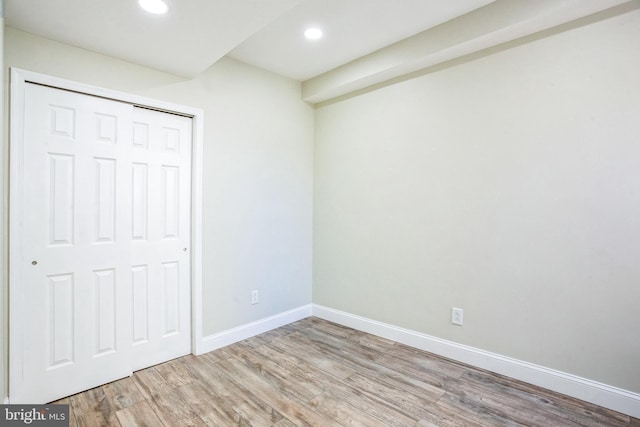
top-left (2, 27), bottom-right (313, 385)
top-left (314, 9), bottom-right (640, 393)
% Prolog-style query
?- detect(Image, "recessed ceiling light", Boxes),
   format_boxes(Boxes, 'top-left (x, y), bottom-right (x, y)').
top-left (139, 0), bottom-right (168, 14)
top-left (304, 27), bottom-right (323, 40)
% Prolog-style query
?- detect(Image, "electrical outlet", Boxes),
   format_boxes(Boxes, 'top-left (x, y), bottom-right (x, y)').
top-left (451, 307), bottom-right (463, 326)
top-left (251, 290), bottom-right (259, 305)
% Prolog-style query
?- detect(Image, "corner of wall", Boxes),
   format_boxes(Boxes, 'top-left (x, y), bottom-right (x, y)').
top-left (198, 305), bottom-right (312, 355)
top-left (1, 3), bottom-right (9, 404)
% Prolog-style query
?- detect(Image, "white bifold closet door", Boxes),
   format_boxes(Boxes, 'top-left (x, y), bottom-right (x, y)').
top-left (16, 83), bottom-right (192, 403)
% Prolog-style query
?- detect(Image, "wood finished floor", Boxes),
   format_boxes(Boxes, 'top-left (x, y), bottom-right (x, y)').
top-left (54, 317), bottom-right (639, 427)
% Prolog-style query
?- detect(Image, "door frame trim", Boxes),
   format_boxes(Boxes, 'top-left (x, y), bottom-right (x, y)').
top-left (8, 68), bottom-right (204, 402)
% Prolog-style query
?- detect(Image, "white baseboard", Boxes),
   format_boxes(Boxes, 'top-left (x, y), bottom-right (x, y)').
top-left (312, 304), bottom-right (640, 419)
top-left (194, 303), bottom-right (639, 418)
top-left (197, 304), bottom-right (313, 355)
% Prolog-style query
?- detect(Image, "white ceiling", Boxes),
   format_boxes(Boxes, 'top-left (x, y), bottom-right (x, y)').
top-left (227, 0), bottom-right (495, 81)
top-left (5, 0), bottom-right (635, 102)
top-left (4, 0), bottom-right (302, 78)
top-left (5, 0), bottom-right (493, 80)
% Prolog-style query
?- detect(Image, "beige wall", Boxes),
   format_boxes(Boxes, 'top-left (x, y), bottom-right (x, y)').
top-left (314, 9), bottom-right (640, 393)
top-left (1, 27), bottom-right (314, 399)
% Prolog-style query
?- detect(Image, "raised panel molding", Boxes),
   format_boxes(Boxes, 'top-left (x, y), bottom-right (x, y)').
top-left (161, 166), bottom-right (179, 239)
top-left (93, 269), bottom-right (116, 356)
top-left (48, 154), bottom-right (75, 246)
top-left (47, 273), bottom-right (75, 369)
top-left (94, 158), bottom-right (116, 243)
top-left (132, 122), bottom-right (149, 149)
top-left (131, 163), bottom-right (148, 240)
top-left (132, 265), bottom-right (149, 344)
top-left (50, 105), bottom-right (75, 139)
top-left (95, 113), bottom-right (117, 144)
top-left (161, 127), bottom-right (180, 152)
top-left (161, 261), bottom-right (180, 336)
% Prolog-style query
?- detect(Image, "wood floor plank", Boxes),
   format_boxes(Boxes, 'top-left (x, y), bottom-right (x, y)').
top-left (171, 380), bottom-right (242, 426)
top-left (51, 398), bottom-right (79, 427)
top-left (243, 340), bottom-right (344, 396)
top-left (459, 369), bottom-right (631, 427)
top-left (115, 401), bottom-right (165, 427)
top-left (68, 387), bottom-right (107, 415)
top-left (260, 318), bottom-right (314, 341)
top-left (69, 386), bottom-right (120, 426)
top-left (443, 373), bottom-right (584, 427)
top-left (436, 391), bottom-right (531, 427)
top-left (414, 406), bottom-right (489, 427)
top-left (308, 391), bottom-right (393, 427)
top-left (216, 355), bottom-right (343, 426)
top-left (344, 371), bottom-right (445, 419)
top-left (249, 339), bottom-right (420, 426)
top-left (182, 353), bottom-right (296, 426)
top-left (231, 400), bottom-right (290, 427)
top-left (285, 328), bottom-right (448, 400)
top-left (75, 410), bottom-right (121, 427)
top-left (146, 387), bottom-right (208, 427)
top-left (415, 414), bottom-right (486, 427)
top-left (154, 357), bottom-right (198, 388)
top-left (363, 335), bottom-right (469, 384)
top-left (101, 377), bottom-right (146, 411)
top-left (58, 317), bottom-right (635, 427)
top-left (181, 356), bottom-right (272, 425)
top-left (272, 419), bottom-right (299, 427)
top-left (306, 318), bottom-right (360, 340)
top-left (368, 345), bottom-right (465, 392)
top-left (344, 371), bottom-right (477, 427)
top-left (344, 327), bottom-right (470, 391)
top-left (195, 347), bottom-right (230, 365)
top-left (132, 366), bottom-right (175, 401)
top-left (226, 340), bottom-right (324, 401)
top-left (269, 333), bottom-right (357, 380)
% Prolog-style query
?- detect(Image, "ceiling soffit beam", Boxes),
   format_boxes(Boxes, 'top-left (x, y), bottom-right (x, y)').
top-left (302, 0), bottom-right (634, 104)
